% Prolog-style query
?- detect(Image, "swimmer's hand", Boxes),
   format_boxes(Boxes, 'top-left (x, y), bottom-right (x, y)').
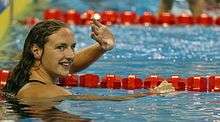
top-left (150, 80), bottom-right (175, 94)
top-left (90, 19), bottom-right (115, 51)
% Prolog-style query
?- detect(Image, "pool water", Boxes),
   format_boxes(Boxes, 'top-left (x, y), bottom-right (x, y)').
top-left (61, 26), bottom-right (220, 122)
top-left (1, 0), bottom-right (220, 122)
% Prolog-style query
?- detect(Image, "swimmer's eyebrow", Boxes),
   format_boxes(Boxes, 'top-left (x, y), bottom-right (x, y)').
top-left (55, 42), bottom-right (76, 46)
top-left (55, 43), bottom-right (67, 47)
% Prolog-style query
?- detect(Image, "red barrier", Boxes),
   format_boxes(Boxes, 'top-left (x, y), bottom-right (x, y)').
top-left (79, 74), bottom-right (99, 88)
top-left (139, 12), bottom-right (156, 26)
top-left (157, 12), bottom-right (175, 26)
top-left (122, 75), bottom-right (143, 90)
top-left (196, 13), bottom-right (214, 26)
top-left (119, 11), bottom-right (138, 25)
top-left (43, 8), bottom-right (64, 21)
top-left (58, 74), bottom-right (78, 87)
top-left (208, 76), bottom-right (220, 92)
top-left (167, 76), bottom-right (185, 91)
top-left (101, 74), bottom-right (121, 89)
top-left (100, 10), bottom-right (119, 25)
top-left (65, 10), bottom-right (81, 25)
top-left (176, 13), bottom-right (194, 25)
top-left (187, 76), bottom-right (207, 92)
top-left (144, 75), bottom-right (163, 89)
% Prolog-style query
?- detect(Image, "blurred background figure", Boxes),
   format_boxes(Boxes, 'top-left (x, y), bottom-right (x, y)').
top-left (205, 0), bottom-right (220, 9)
top-left (158, 0), bottom-right (220, 16)
top-left (204, 0), bottom-right (220, 15)
top-left (158, 0), bottom-right (205, 16)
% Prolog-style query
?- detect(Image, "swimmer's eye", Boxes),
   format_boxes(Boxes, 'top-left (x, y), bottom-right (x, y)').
top-left (56, 45), bottom-right (66, 51)
top-left (71, 43), bottom-right (76, 51)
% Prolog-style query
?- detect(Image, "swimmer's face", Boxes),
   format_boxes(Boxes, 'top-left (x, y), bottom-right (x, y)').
top-left (41, 27), bottom-right (76, 77)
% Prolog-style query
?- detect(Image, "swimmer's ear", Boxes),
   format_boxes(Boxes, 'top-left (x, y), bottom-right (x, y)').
top-left (31, 44), bottom-right (43, 59)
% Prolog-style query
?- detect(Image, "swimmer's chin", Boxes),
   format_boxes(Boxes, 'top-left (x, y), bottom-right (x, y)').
top-left (56, 71), bottom-right (70, 77)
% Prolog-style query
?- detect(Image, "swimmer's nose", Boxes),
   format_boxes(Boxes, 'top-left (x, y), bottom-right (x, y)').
top-left (65, 48), bottom-right (75, 58)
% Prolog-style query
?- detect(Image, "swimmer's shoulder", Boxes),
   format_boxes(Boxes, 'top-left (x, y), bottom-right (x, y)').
top-left (16, 81), bottom-right (71, 99)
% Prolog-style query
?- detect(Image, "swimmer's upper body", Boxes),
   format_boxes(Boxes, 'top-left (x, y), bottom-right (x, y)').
top-left (3, 19), bottom-right (116, 99)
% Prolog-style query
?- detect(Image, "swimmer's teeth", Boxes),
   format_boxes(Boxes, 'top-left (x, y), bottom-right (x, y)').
top-left (61, 62), bottom-right (70, 66)
top-left (64, 63), bottom-right (69, 66)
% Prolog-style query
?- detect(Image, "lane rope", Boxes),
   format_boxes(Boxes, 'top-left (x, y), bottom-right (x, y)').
top-left (19, 9), bottom-right (220, 26)
top-left (1, 70), bottom-right (220, 92)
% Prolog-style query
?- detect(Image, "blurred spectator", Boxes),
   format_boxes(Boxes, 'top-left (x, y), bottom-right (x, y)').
top-left (158, 0), bottom-right (205, 16)
top-left (0, 0), bottom-right (9, 13)
top-left (204, 0), bottom-right (220, 15)
top-left (205, 0), bottom-right (220, 10)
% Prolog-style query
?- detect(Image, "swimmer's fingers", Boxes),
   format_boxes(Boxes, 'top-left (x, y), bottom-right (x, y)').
top-left (91, 32), bottom-right (111, 51)
top-left (90, 32), bottom-right (103, 45)
top-left (91, 24), bottom-right (99, 35)
top-left (90, 32), bottom-right (99, 41)
top-left (90, 20), bottom-right (115, 51)
top-left (92, 18), bottom-right (102, 28)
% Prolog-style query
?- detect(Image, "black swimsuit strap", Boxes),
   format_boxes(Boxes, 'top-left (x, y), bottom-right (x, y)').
top-left (28, 80), bottom-right (46, 85)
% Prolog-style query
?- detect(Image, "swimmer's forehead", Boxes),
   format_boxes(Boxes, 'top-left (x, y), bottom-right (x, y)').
top-left (47, 28), bottom-right (76, 44)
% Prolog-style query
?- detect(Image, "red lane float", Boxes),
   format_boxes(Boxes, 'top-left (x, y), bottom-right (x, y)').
top-left (139, 12), bottom-right (157, 26)
top-left (196, 13), bottom-right (214, 26)
top-left (157, 12), bottom-right (175, 26)
top-left (100, 74), bottom-right (121, 89)
top-left (208, 76), bottom-right (220, 92)
top-left (59, 74), bottom-right (78, 87)
top-left (144, 75), bottom-right (163, 89)
top-left (186, 76), bottom-right (207, 92)
top-left (122, 75), bottom-right (142, 90)
top-left (18, 17), bottom-right (39, 26)
top-left (0, 70), bottom-right (10, 89)
top-left (65, 9), bottom-right (81, 25)
top-left (176, 13), bottom-right (194, 25)
top-left (215, 17), bottom-right (220, 25)
top-left (80, 10), bottom-right (96, 25)
top-left (100, 10), bottom-right (119, 25)
top-left (79, 74), bottom-right (99, 88)
top-left (43, 8), bottom-right (64, 21)
top-left (167, 76), bottom-right (185, 91)
top-left (119, 11), bottom-right (138, 25)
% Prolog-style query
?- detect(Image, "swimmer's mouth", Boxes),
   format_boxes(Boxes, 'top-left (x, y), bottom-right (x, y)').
top-left (59, 61), bottom-right (73, 68)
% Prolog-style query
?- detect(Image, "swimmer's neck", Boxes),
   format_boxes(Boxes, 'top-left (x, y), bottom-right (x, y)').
top-left (30, 65), bottom-right (56, 85)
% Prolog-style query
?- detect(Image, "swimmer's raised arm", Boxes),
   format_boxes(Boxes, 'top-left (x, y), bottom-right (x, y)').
top-left (70, 19), bottom-right (115, 73)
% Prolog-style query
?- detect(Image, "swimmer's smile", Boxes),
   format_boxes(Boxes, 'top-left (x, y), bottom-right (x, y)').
top-left (59, 60), bottom-right (73, 69)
